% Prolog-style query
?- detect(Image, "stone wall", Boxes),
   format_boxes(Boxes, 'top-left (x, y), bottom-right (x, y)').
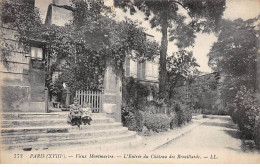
top-left (0, 2), bottom-right (46, 112)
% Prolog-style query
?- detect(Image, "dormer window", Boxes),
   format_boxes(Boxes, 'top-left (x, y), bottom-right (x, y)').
top-left (30, 46), bottom-right (43, 60)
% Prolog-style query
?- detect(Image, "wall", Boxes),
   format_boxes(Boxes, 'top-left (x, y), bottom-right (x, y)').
top-left (0, 0), bottom-right (47, 112)
top-left (45, 4), bottom-right (73, 26)
top-left (0, 26), bottom-right (46, 112)
top-left (103, 65), bottom-right (122, 122)
top-left (125, 55), bottom-right (159, 82)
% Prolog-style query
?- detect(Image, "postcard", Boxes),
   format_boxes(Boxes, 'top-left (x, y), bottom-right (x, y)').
top-left (0, 0), bottom-right (260, 164)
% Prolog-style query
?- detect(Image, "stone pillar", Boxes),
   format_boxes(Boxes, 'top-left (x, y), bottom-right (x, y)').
top-left (103, 65), bottom-right (122, 122)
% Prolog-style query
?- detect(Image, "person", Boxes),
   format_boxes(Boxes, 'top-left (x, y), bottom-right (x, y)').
top-left (81, 103), bottom-right (93, 125)
top-left (67, 97), bottom-right (82, 128)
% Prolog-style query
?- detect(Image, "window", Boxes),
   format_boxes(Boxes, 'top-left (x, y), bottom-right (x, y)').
top-left (137, 61), bottom-right (145, 79)
top-left (125, 57), bottom-right (130, 77)
top-left (30, 46), bottom-right (43, 60)
top-left (145, 61), bottom-right (159, 81)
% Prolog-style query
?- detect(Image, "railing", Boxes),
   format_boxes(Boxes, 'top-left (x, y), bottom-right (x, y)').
top-left (75, 90), bottom-right (103, 113)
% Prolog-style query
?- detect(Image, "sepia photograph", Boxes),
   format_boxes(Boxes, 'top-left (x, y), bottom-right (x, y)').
top-left (0, 0), bottom-right (259, 164)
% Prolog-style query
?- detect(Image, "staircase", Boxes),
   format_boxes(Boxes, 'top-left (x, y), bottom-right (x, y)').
top-left (1, 112), bottom-right (142, 151)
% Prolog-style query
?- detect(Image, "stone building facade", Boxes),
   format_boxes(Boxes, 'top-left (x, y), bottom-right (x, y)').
top-left (0, 0), bottom-right (47, 112)
top-left (0, 0), bottom-right (159, 122)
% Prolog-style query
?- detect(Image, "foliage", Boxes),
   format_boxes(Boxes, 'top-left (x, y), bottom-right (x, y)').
top-left (1, 0), bottom-right (43, 38)
top-left (254, 116), bottom-right (260, 147)
top-left (197, 90), bottom-right (221, 113)
top-left (143, 112), bottom-right (171, 133)
top-left (122, 77), bottom-right (156, 110)
top-left (166, 50), bottom-right (199, 100)
top-left (122, 77), bottom-right (161, 131)
top-left (1, 0), bottom-right (159, 97)
top-left (168, 112), bottom-right (178, 129)
top-left (124, 111), bottom-right (137, 131)
top-left (115, 0), bottom-right (226, 99)
top-left (208, 18), bottom-right (259, 106)
top-left (0, 0), bottom-right (43, 69)
top-left (233, 86), bottom-right (260, 139)
top-left (122, 106), bottom-right (144, 132)
top-left (208, 18), bottom-right (259, 77)
top-left (134, 110), bottom-right (144, 132)
top-left (208, 18), bottom-right (260, 138)
top-left (170, 100), bottom-right (192, 126)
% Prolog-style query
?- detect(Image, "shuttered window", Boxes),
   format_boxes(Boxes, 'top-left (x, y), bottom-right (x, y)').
top-left (137, 61), bottom-right (146, 79)
top-left (125, 57), bottom-right (130, 77)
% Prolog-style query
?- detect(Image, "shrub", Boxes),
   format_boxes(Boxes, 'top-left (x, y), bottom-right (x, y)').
top-left (234, 86), bottom-right (260, 139)
top-left (172, 101), bottom-right (192, 126)
top-left (122, 77), bottom-right (151, 111)
top-left (122, 105), bottom-right (144, 132)
top-left (228, 103), bottom-right (239, 123)
top-left (144, 104), bottom-right (160, 114)
top-left (254, 116), bottom-right (260, 148)
top-left (169, 112), bottom-right (178, 129)
top-left (201, 108), bottom-right (211, 115)
top-left (124, 112), bottom-right (137, 131)
top-left (143, 112), bottom-right (171, 133)
top-left (134, 110), bottom-right (144, 132)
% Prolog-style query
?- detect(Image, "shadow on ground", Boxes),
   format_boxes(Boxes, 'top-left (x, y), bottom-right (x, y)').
top-left (203, 116), bottom-right (260, 153)
top-left (203, 120), bottom-right (238, 130)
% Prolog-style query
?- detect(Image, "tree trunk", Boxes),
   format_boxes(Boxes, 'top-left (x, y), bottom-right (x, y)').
top-left (159, 11), bottom-right (168, 100)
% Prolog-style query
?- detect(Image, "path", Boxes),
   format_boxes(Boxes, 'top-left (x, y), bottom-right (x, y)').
top-left (153, 115), bottom-right (260, 163)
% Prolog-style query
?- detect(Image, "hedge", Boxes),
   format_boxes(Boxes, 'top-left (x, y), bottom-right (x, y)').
top-left (233, 86), bottom-right (260, 139)
top-left (143, 112), bottom-right (171, 133)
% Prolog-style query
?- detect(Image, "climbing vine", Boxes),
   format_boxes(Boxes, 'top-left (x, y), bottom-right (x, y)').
top-left (1, 0), bottom-right (159, 97)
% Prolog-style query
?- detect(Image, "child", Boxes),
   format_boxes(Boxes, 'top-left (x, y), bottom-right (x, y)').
top-left (67, 98), bottom-right (82, 128)
top-left (81, 103), bottom-right (93, 125)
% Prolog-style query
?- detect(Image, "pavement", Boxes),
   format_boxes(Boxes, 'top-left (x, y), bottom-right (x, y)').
top-left (138, 114), bottom-right (209, 153)
top-left (152, 115), bottom-right (260, 164)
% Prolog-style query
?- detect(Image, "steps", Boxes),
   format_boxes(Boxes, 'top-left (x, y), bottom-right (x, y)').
top-left (1, 112), bottom-right (142, 151)
top-left (1, 117), bottom-right (115, 128)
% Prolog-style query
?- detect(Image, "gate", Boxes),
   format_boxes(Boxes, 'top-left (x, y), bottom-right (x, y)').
top-left (75, 90), bottom-right (103, 113)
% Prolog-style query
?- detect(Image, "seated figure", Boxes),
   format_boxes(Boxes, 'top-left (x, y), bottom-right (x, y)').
top-left (81, 103), bottom-right (93, 125)
top-left (67, 98), bottom-right (82, 128)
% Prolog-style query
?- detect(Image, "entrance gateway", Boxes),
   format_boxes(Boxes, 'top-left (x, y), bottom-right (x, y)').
top-left (75, 65), bottom-right (122, 122)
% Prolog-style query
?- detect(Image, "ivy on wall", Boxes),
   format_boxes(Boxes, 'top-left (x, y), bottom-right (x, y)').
top-left (1, 0), bottom-right (159, 98)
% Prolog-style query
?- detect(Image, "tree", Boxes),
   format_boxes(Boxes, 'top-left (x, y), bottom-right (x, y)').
top-left (208, 17), bottom-right (259, 104)
top-left (114, 0), bottom-right (226, 99)
top-left (166, 50), bottom-right (199, 100)
top-left (208, 17), bottom-right (260, 139)
top-left (208, 18), bottom-right (258, 78)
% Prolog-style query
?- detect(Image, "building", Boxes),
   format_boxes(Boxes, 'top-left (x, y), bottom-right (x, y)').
top-left (124, 35), bottom-right (159, 84)
top-left (0, 0), bottom-right (160, 122)
top-left (44, 0), bottom-right (160, 120)
top-left (0, 0), bottom-right (47, 112)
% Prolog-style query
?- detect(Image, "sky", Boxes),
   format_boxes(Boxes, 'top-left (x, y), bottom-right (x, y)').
top-left (35, 0), bottom-right (260, 73)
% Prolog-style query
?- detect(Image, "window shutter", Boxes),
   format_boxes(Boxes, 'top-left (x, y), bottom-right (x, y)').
top-left (137, 61), bottom-right (141, 78)
top-left (142, 61), bottom-right (146, 79)
top-left (125, 57), bottom-right (130, 77)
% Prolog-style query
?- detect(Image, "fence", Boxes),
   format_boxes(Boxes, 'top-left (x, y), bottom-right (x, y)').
top-left (75, 90), bottom-right (103, 113)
